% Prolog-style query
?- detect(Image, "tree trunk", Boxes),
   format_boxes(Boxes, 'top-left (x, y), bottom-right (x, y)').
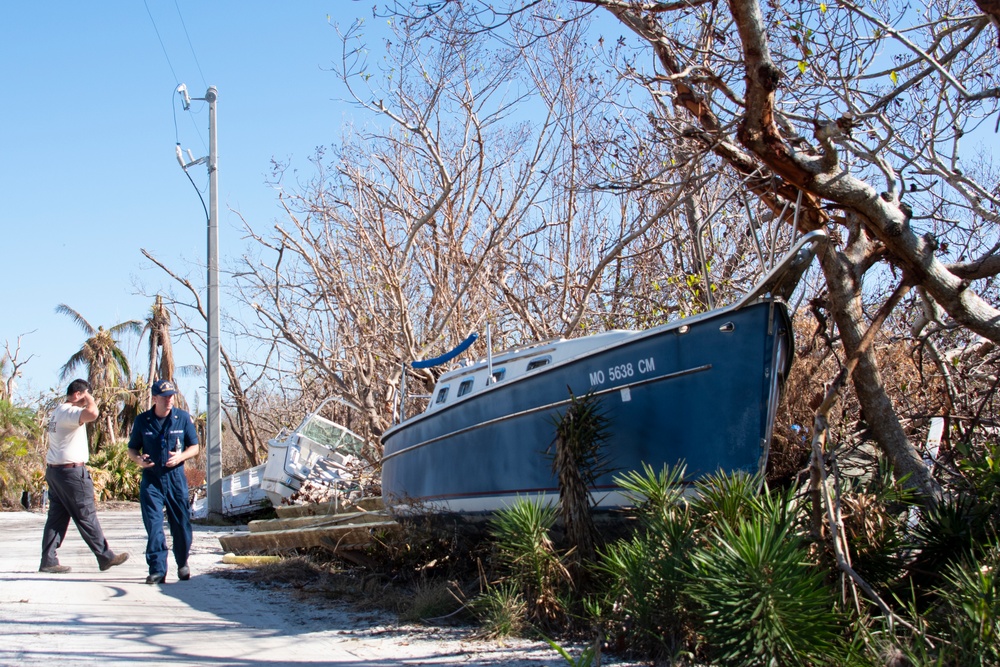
top-left (819, 227), bottom-right (942, 505)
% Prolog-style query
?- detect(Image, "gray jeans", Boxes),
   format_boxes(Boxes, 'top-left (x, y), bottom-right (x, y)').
top-left (40, 466), bottom-right (115, 568)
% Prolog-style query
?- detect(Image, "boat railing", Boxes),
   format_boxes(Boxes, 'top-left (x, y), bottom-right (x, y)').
top-left (400, 333), bottom-right (481, 423)
top-left (733, 229), bottom-right (828, 310)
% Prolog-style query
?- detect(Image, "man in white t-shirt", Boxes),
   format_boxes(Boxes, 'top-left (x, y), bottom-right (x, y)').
top-left (39, 379), bottom-right (129, 574)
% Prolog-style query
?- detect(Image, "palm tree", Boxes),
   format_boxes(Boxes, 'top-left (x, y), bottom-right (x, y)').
top-left (143, 296), bottom-right (175, 385)
top-left (56, 304), bottom-right (141, 450)
top-left (137, 295), bottom-right (192, 413)
top-left (141, 295), bottom-right (177, 406)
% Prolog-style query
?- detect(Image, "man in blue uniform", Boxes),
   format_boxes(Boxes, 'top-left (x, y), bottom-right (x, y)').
top-left (127, 379), bottom-right (200, 584)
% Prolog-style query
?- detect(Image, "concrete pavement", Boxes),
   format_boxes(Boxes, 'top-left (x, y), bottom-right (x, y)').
top-left (0, 508), bottom-right (596, 666)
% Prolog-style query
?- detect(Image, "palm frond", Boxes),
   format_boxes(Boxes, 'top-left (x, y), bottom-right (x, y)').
top-left (107, 319), bottom-right (143, 337)
top-left (54, 304), bottom-right (95, 336)
top-left (59, 350), bottom-right (89, 380)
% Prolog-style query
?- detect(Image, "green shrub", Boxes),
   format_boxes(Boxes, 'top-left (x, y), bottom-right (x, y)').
top-left (959, 439), bottom-right (1000, 530)
top-left (547, 390), bottom-right (613, 571)
top-left (544, 634), bottom-right (600, 667)
top-left (0, 400), bottom-right (44, 507)
top-left (904, 494), bottom-right (992, 600)
top-left (487, 496), bottom-right (570, 630)
top-left (934, 542), bottom-right (1000, 666)
top-left (614, 461), bottom-right (688, 518)
top-left (89, 440), bottom-right (140, 501)
top-left (469, 581), bottom-right (529, 638)
top-left (687, 485), bottom-right (843, 666)
top-left (598, 463), bottom-right (698, 660)
top-left (688, 469), bottom-right (768, 527)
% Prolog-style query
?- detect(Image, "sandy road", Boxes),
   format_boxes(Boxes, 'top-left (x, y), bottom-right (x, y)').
top-left (0, 508), bottom-right (622, 666)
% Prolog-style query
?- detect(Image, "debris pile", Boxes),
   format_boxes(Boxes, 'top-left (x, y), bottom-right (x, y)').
top-left (282, 458), bottom-right (381, 508)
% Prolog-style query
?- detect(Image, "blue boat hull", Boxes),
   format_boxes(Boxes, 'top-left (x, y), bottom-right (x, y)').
top-left (381, 300), bottom-right (793, 513)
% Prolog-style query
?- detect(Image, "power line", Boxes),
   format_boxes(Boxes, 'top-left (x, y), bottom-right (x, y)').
top-left (143, 0), bottom-right (180, 85)
top-left (173, 0), bottom-right (209, 91)
top-left (145, 0), bottom-right (209, 156)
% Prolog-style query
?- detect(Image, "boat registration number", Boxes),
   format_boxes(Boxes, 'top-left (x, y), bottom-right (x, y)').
top-left (588, 357), bottom-right (656, 387)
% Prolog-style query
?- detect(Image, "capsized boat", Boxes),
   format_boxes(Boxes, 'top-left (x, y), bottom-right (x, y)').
top-left (191, 398), bottom-right (372, 519)
top-left (381, 230), bottom-right (827, 514)
top-left (259, 397), bottom-right (370, 507)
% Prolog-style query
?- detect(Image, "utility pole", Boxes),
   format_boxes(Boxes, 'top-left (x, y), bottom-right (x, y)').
top-left (176, 84), bottom-right (222, 517)
top-left (205, 86), bottom-right (221, 517)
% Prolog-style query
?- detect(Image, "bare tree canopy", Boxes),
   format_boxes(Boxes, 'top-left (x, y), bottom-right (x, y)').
top-left (349, 0), bottom-right (998, 504)
top-left (144, 1), bottom-right (998, 502)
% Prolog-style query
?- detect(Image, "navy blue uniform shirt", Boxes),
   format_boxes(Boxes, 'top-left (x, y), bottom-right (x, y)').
top-left (128, 408), bottom-right (199, 471)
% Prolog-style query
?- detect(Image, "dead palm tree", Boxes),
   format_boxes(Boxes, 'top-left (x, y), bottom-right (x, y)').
top-left (141, 295), bottom-right (177, 409)
top-left (56, 304), bottom-right (141, 450)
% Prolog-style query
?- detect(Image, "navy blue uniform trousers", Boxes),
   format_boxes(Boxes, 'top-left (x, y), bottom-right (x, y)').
top-left (139, 467), bottom-right (192, 577)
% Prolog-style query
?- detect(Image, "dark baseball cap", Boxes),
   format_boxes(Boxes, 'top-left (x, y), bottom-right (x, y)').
top-left (151, 380), bottom-right (177, 397)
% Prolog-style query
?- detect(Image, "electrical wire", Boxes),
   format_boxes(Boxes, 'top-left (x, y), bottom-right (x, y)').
top-left (181, 162), bottom-right (210, 225)
top-left (144, 0), bottom-right (210, 214)
top-left (144, 0), bottom-right (209, 158)
top-left (143, 0), bottom-right (180, 85)
top-left (173, 0), bottom-right (208, 91)
top-left (172, 88), bottom-right (181, 144)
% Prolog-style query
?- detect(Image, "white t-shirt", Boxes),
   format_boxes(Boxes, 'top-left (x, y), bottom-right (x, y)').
top-left (46, 403), bottom-right (89, 465)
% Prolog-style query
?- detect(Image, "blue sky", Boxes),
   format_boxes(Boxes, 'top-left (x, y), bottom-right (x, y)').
top-left (1, 2), bottom-right (378, 403)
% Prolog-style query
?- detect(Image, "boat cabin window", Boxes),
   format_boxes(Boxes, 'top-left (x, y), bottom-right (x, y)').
top-left (457, 378), bottom-right (474, 397)
top-left (435, 386), bottom-right (450, 404)
top-left (526, 356), bottom-right (551, 371)
top-left (491, 368), bottom-right (506, 383)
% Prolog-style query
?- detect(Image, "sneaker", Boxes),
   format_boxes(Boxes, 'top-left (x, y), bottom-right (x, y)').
top-left (177, 565), bottom-right (191, 581)
top-left (99, 552), bottom-right (129, 571)
top-left (39, 564), bottom-right (71, 574)
top-left (145, 573), bottom-right (165, 585)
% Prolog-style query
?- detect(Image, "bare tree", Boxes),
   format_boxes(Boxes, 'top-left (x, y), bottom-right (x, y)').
top-left (135, 0), bottom-right (998, 516)
top-left (381, 0), bottom-right (1000, 504)
top-left (1, 335), bottom-right (35, 403)
top-left (230, 13), bottom-right (580, 445)
top-left (227, 3), bottom-right (818, 464)
top-left (140, 250), bottom-right (270, 468)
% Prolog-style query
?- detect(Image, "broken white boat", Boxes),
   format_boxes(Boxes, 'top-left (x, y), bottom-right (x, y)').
top-left (191, 398), bottom-right (370, 519)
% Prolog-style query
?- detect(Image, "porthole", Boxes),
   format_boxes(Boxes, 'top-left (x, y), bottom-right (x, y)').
top-left (526, 357), bottom-right (551, 371)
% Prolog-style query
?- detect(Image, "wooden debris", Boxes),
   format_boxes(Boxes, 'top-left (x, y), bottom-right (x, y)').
top-left (248, 509), bottom-right (390, 534)
top-left (218, 495), bottom-right (399, 556)
top-left (273, 495), bottom-right (384, 519)
top-left (219, 519), bottom-right (400, 554)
